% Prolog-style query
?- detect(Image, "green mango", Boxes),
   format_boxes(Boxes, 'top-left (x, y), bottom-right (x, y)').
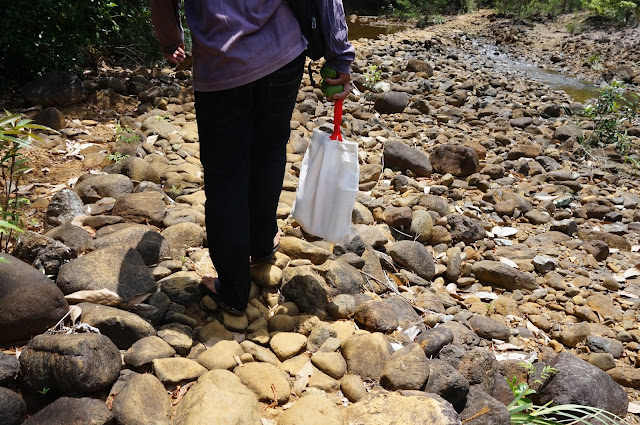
top-left (320, 81), bottom-right (344, 97)
top-left (320, 65), bottom-right (338, 79)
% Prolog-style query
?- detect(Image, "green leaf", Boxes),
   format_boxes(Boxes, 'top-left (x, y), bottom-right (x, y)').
top-left (0, 220), bottom-right (22, 233)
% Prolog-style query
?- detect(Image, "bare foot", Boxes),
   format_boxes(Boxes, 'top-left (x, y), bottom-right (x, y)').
top-left (200, 274), bottom-right (217, 293)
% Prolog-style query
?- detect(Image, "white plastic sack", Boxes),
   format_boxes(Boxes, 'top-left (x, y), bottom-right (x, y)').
top-left (291, 128), bottom-right (359, 244)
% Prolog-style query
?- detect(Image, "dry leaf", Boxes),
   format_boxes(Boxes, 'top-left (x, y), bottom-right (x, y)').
top-left (292, 361), bottom-right (314, 396)
top-left (65, 288), bottom-right (122, 306)
top-left (623, 266), bottom-right (640, 279)
top-left (628, 402), bottom-right (640, 414)
top-left (491, 226), bottom-right (518, 238)
top-left (170, 382), bottom-right (195, 406)
top-left (499, 257), bottom-right (519, 269)
top-left (69, 305), bottom-right (82, 326)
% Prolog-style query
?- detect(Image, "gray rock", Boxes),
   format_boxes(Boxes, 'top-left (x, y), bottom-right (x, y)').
top-left (281, 266), bottom-right (330, 314)
top-left (13, 231), bottom-right (76, 278)
top-left (317, 259), bottom-right (366, 295)
top-left (0, 253), bottom-right (69, 345)
top-left (554, 124), bottom-right (583, 141)
top-left (74, 173), bottom-right (134, 203)
top-left (57, 246), bottom-right (156, 303)
top-left (19, 333), bottom-right (121, 394)
top-left (327, 293), bottom-right (357, 319)
top-left (0, 387), bottom-right (26, 425)
top-left (172, 370), bottom-right (260, 425)
top-left (431, 145), bottom-right (480, 177)
top-left (22, 71), bottom-right (84, 106)
top-left (388, 240), bottom-right (435, 280)
top-left (425, 359), bottom-right (470, 408)
top-left (78, 302), bottom-right (156, 349)
top-left (374, 91), bottom-right (409, 114)
top-left (34, 106), bottom-right (66, 130)
top-left (47, 189), bottom-right (88, 225)
top-left (410, 209), bottom-right (434, 242)
top-left (161, 222), bottom-right (205, 251)
top-left (123, 335), bottom-right (176, 368)
top-left (532, 352), bottom-right (628, 418)
top-left (472, 260), bottom-right (539, 291)
top-left (355, 300), bottom-right (399, 332)
top-left (385, 296), bottom-right (424, 331)
top-left (381, 343), bottom-right (429, 390)
top-left (112, 373), bottom-right (171, 425)
top-left (0, 352), bottom-right (20, 385)
top-left (44, 223), bottom-right (94, 253)
top-left (532, 255), bottom-right (558, 273)
top-left (416, 327), bottom-right (454, 356)
top-left (383, 140), bottom-right (432, 177)
top-left (93, 225), bottom-right (170, 266)
top-left (586, 335), bottom-right (624, 359)
top-left (459, 387), bottom-right (510, 425)
top-left (447, 215), bottom-right (486, 244)
top-left (458, 348), bottom-right (498, 393)
top-left (342, 332), bottom-right (392, 380)
top-left (22, 397), bottom-right (113, 425)
top-left (468, 315), bottom-right (511, 341)
top-left (142, 115), bottom-right (180, 139)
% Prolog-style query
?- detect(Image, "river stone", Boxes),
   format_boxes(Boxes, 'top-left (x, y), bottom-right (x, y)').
top-left (374, 91), bottom-right (409, 114)
top-left (57, 246), bottom-right (156, 302)
top-left (279, 394), bottom-right (344, 425)
top-left (586, 294), bottom-right (623, 321)
top-left (279, 236), bottom-right (331, 264)
top-left (430, 145), bottom-right (480, 177)
top-left (459, 387), bottom-right (510, 425)
top-left (416, 327), bottom-right (454, 357)
top-left (472, 260), bottom-right (539, 291)
top-left (0, 253), bottom-right (69, 345)
top-left (22, 71), bottom-right (84, 106)
top-left (157, 323), bottom-right (193, 355)
top-left (328, 293), bottom-right (357, 319)
top-left (13, 230), bottom-right (76, 277)
top-left (19, 333), bottom-right (121, 394)
top-left (250, 263), bottom-right (283, 288)
top-left (269, 332), bottom-right (307, 360)
top-left (240, 340), bottom-right (281, 366)
top-left (354, 300), bottom-right (399, 332)
top-left (34, 106), bottom-right (65, 130)
top-left (383, 206), bottom-right (412, 228)
top-left (425, 359), bottom-right (470, 408)
top-left (532, 352), bottom-right (628, 418)
top-left (161, 222), bottom-right (204, 251)
top-left (447, 214), bottom-right (486, 244)
top-left (74, 173), bottom-right (134, 203)
top-left (458, 348), bottom-right (498, 393)
top-left (588, 353), bottom-right (617, 371)
top-left (468, 315), bottom-right (511, 341)
top-left (383, 140), bottom-right (432, 177)
top-left (268, 315), bottom-right (294, 332)
top-left (318, 259), bottom-right (366, 295)
top-left (123, 336), bottom-right (176, 367)
top-left (607, 367), bottom-right (640, 388)
top-left (153, 357), bottom-right (207, 385)
top-left (119, 156), bottom-right (161, 183)
top-left (440, 321), bottom-right (482, 347)
top-left (554, 124), bottom-right (583, 141)
top-left (112, 373), bottom-right (171, 425)
top-left (234, 362), bottom-right (290, 404)
top-left (586, 335), bottom-right (624, 358)
top-left (342, 332), bottom-right (392, 380)
top-left (163, 207), bottom-right (205, 227)
top-left (112, 191), bottom-right (166, 226)
top-left (0, 353), bottom-right (20, 385)
top-left (311, 352), bottom-right (347, 379)
top-left (47, 189), bottom-right (88, 225)
top-left (281, 266), bottom-right (330, 314)
top-left (197, 340), bottom-right (243, 370)
top-left (384, 296), bottom-right (423, 331)
top-left (77, 302), bottom-right (156, 349)
top-left (380, 343), bottom-right (429, 391)
top-left (158, 271), bottom-right (201, 306)
top-left (93, 225), bottom-right (170, 266)
top-left (406, 58), bottom-right (434, 76)
top-left (22, 397), bottom-right (113, 425)
top-left (345, 391), bottom-right (461, 425)
top-left (353, 201), bottom-right (375, 224)
top-left (388, 240), bottom-right (435, 280)
top-left (410, 209), bottom-right (434, 242)
top-left (173, 370), bottom-right (260, 425)
top-left (0, 387), bottom-right (26, 425)
top-left (44, 223), bottom-right (93, 253)
top-left (577, 229), bottom-right (631, 251)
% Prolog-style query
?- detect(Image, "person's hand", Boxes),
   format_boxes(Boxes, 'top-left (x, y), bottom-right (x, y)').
top-left (164, 44), bottom-right (186, 64)
top-left (324, 71), bottom-right (351, 101)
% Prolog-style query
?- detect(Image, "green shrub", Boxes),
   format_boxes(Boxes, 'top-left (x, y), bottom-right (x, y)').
top-left (581, 0), bottom-right (639, 23)
top-left (0, 0), bottom-right (162, 86)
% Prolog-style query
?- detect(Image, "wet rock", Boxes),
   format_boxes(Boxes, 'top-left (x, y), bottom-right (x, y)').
top-left (532, 353), bottom-right (628, 418)
top-left (0, 253), bottom-right (69, 345)
top-left (383, 140), bottom-right (432, 177)
top-left (342, 332), bottom-right (392, 380)
top-left (57, 246), bottom-right (156, 303)
top-left (430, 145), bottom-right (480, 177)
top-left (472, 260), bottom-right (538, 291)
top-left (380, 343), bottom-right (429, 390)
top-left (172, 370), bottom-right (260, 424)
top-left (20, 333), bottom-right (121, 394)
top-left (77, 302), bottom-right (156, 349)
top-left (388, 240), bottom-right (435, 280)
top-left (22, 397), bottom-right (112, 425)
top-left (0, 388), bottom-right (26, 425)
top-left (111, 373), bottom-right (171, 425)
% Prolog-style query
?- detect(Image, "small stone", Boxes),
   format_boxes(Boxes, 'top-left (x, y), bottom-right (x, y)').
top-left (269, 332), bottom-right (308, 360)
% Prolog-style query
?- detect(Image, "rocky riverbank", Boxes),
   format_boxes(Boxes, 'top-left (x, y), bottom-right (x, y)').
top-left (1, 17), bottom-right (640, 425)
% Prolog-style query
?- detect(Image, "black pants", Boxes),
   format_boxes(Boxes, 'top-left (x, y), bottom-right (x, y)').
top-left (194, 54), bottom-right (304, 310)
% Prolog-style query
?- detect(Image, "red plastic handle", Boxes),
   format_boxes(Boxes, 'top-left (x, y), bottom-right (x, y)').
top-left (330, 99), bottom-right (343, 142)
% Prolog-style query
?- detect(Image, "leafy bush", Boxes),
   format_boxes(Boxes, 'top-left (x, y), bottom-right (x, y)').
top-left (0, 0), bottom-right (162, 86)
top-left (581, 0), bottom-right (639, 23)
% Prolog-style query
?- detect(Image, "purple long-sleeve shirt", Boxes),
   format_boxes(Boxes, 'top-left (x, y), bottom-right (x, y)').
top-left (150, 0), bottom-right (355, 92)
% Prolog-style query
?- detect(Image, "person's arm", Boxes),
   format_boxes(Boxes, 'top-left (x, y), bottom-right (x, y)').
top-left (150, 0), bottom-right (186, 63)
top-left (317, 0), bottom-right (355, 100)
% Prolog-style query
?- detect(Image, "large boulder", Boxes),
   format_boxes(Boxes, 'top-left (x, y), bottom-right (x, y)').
top-left (22, 397), bottom-right (113, 425)
top-left (383, 140), bottom-right (432, 177)
top-left (111, 191), bottom-right (166, 226)
top-left (342, 332), bottom-right (392, 380)
top-left (0, 387), bottom-right (26, 425)
top-left (73, 173), bottom-right (134, 203)
top-left (46, 189), bottom-right (88, 225)
top-left (21, 71), bottom-right (84, 106)
top-left (0, 254), bottom-right (69, 345)
top-left (430, 145), bottom-right (480, 177)
top-left (532, 352), bottom-right (628, 418)
top-left (19, 333), bottom-right (121, 394)
top-left (56, 246), bottom-right (156, 303)
top-left (92, 225), bottom-right (170, 266)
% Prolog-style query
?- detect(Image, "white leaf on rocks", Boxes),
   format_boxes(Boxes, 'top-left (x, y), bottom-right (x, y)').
top-left (261, 419), bottom-right (277, 425)
top-left (146, 134), bottom-right (159, 144)
top-left (493, 342), bottom-right (521, 351)
top-left (491, 226), bottom-right (518, 237)
top-left (68, 177), bottom-right (79, 187)
top-left (495, 352), bottom-right (528, 362)
top-left (423, 186), bottom-right (430, 194)
top-left (69, 305), bottom-right (82, 325)
top-left (390, 342), bottom-right (404, 351)
top-left (619, 290), bottom-right (640, 299)
top-left (403, 326), bottom-right (420, 341)
top-left (632, 245), bottom-right (640, 252)
top-left (459, 291), bottom-right (498, 301)
top-left (494, 238), bottom-right (513, 246)
top-left (623, 267), bottom-right (640, 279)
top-left (533, 194), bottom-right (558, 202)
top-left (65, 288), bottom-right (122, 306)
top-left (499, 257), bottom-right (519, 269)
top-left (628, 402), bottom-right (640, 414)
top-left (292, 361), bottom-right (314, 396)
